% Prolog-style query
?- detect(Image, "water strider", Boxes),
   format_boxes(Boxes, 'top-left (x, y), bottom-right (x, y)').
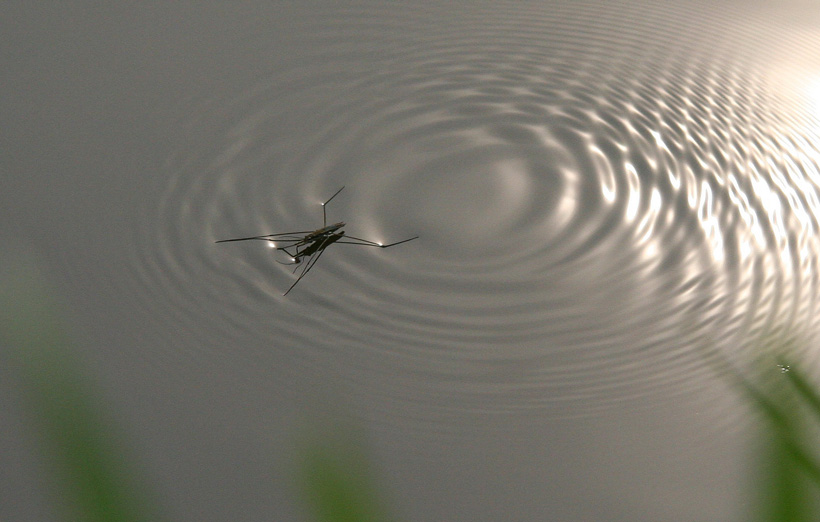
top-left (216, 186), bottom-right (418, 295)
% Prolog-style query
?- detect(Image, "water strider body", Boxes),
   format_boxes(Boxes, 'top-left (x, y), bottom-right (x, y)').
top-left (216, 187), bottom-right (417, 295)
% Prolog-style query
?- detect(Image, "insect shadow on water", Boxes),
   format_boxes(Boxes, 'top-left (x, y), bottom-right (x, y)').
top-left (216, 187), bottom-right (418, 295)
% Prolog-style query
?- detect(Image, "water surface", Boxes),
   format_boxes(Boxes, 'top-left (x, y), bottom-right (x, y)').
top-left (4, 1), bottom-right (820, 521)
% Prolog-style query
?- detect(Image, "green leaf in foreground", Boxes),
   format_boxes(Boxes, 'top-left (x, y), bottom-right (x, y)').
top-left (0, 245), bottom-right (161, 522)
top-left (697, 331), bottom-right (820, 521)
top-left (295, 427), bottom-right (395, 522)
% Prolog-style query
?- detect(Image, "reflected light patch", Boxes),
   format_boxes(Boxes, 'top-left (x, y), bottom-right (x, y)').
top-left (782, 71), bottom-right (820, 142)
top-left (624, 161), bottom-right (640, 222)
top-left (740, 238), bottom-right (752, 260)
top-left (804, 74), bottom-right (820, 113)
top-left (589, 144), bottom-right (616, 203)
top-left (554, 168), bottom-right (579, 227)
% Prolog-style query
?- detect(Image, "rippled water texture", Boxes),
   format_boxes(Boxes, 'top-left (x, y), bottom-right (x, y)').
top-left (133, 1), bottom-right (820, 425)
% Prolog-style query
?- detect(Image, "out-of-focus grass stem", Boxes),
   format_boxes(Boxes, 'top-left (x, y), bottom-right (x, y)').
top-left (1, 245), bottom-right (161, 522)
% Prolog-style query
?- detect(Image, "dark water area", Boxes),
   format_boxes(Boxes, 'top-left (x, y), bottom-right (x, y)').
top-left (4, 1), bottom-right (820, 521)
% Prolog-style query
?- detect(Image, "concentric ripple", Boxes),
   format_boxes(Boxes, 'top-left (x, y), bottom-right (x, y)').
top-left (129, 1), bottom-right (820, 427)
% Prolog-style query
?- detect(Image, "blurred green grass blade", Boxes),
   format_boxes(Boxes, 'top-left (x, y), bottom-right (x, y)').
top-left (702, 348), bottom-right (790, 430)
top-left (698, 335), bottom-right (820, 520)
top-left (0, 246), bottom-right (161, 522)
top-left (296, 430), bottom-right (395, 522)
top-left (756, 433), bottom-right (814, 522)
top-left (743, 375), bottom-right (817, 522)
top-left (783, 440), bottom-right (820, 488)
top-left (775, 362), bottom-right (820, 487)
top-left (781, 363), bottom-right (820, 424)
top-left (733, 375), bottom-right (820, 486)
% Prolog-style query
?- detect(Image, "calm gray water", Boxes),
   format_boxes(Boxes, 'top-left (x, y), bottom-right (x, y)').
top-left (4, 1), bottom-right (820, 521)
